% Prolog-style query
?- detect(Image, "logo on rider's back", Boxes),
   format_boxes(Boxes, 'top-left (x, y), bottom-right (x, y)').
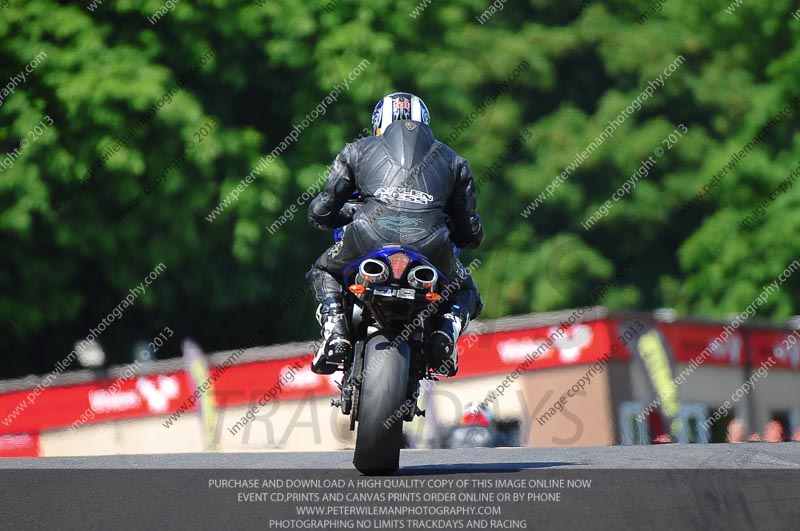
top-left (374, 187), bottom-right (433, 205)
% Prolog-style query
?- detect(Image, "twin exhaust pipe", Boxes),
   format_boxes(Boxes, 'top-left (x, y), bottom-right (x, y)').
top-left (407, 265), bottom-right (438, 289)
top-left (358, 259), bottom-right (390, 284)
top-left (358, 259), bottom-right (438, 289)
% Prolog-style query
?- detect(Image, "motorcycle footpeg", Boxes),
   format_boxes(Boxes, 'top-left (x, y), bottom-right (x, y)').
top-left (311, 357), bottom-right (338, 375)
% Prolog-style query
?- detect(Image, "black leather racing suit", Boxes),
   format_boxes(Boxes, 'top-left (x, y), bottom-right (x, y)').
top-left (305, 120), bottom-right (483, 319)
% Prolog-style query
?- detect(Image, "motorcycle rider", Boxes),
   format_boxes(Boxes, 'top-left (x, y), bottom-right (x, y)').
top-left (306, 92), bottom-right (483, 377)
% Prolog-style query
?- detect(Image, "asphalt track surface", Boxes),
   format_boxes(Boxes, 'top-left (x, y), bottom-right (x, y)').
top-left (1, 442), bottom-right (799, 469)
top-left (2, 445), bottom-right (799, 530)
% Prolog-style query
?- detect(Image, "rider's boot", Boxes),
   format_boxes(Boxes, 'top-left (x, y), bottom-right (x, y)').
top-left (311, 297), bottom-right (352, 375)
top-left (429, 305), bottom-right (468, 377)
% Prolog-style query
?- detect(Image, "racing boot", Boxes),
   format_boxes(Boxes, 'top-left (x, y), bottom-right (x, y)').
top-left (429, 305), bottom-right (468, 377)
top-left (311, 298), bottom-right (352, 375)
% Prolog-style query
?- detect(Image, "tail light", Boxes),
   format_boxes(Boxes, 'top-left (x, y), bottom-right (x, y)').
top-left (358, 259), bottom-right (389, 283)
top-left (388, 253), bottom-right (410, 279)
top-left (349, 284), bottom-right (366, 295)
top-left (407, 266), bottom-right (438, 289)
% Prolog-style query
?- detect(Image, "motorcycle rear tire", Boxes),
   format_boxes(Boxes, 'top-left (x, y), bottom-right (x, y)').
top-left (353, 332), bottom-right (410, 475)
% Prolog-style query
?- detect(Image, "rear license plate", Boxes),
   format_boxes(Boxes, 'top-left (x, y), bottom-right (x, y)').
top-left (398, 288), bottom-right (416, 300)
top-left (374, 286), bottom-right (394, 297)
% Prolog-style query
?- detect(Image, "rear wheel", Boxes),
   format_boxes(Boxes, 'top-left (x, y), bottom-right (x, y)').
top-left (353, 332), bottom-right (410, 475)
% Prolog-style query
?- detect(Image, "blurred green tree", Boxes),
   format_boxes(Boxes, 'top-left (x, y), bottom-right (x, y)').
top-left (0, 0), bottom-right (798, 377)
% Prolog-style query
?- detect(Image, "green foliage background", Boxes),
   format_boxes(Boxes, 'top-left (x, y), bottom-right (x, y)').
top-left (1, 0), bottom-right (799, 377)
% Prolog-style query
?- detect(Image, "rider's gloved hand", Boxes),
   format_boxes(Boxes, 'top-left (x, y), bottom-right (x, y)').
top-left (338, 202), bottom-right (361, 223)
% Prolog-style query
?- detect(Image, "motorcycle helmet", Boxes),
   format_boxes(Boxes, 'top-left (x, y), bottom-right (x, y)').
top-left (371, 92), bottom-right (430, 136)
top-left (460, 401), bottom-right (493, 428)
